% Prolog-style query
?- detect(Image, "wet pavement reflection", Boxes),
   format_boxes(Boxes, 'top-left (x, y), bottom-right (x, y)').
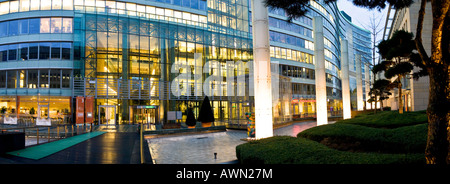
top-left (147, 121), bottom-right (317, 164)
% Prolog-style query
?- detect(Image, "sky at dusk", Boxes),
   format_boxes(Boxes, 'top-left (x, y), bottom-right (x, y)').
top-left (336, 0), bottom-right (388, 33)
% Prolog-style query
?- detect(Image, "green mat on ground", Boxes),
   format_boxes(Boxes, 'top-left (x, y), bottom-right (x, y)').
top-left (7, 131), bottom-right (107, 160)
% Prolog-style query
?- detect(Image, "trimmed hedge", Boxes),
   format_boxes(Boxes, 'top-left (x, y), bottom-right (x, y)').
top-left (236, 111), bottom-right (428, 164)
top-left (338, 110), bottom-right (427, 128)
top-left (297, 123), bottom-right (427, 153)
top-left (236, 136), bottom-right (424, 164)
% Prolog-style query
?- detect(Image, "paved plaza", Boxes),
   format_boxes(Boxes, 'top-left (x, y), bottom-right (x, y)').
top-left (147, 121), bottom-right (318, 164)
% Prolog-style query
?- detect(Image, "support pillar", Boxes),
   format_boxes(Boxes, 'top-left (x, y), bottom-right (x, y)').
top-left (356, 54), bottom-right (364, 111)
top-left (313, 16), bottom-right (327, 125)
top-left (364, 64), bottom-right (371, 109)
top-left (340, 39), bottom-right (351, 119)
top-left (251, 0), bottom-right (273, 139)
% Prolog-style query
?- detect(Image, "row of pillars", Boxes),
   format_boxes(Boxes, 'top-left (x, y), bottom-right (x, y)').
top-left (251, 0), bottom-right (367, 139)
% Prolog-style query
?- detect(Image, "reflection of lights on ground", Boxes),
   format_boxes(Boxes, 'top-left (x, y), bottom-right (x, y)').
top-left (147, 121), bottom-right (326, 164)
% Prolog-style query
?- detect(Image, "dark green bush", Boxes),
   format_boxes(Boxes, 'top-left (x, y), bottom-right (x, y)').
top-left (297, 123), bottom-right (427, 153)
top-left (338, 110), bottom-right (427, 128)
top-left (236, 136), bottom-right (424, 164)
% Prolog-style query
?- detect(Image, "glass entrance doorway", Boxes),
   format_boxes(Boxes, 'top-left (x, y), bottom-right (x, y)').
top-left (99, 105), bottom-right (116, 125)
top-left (130, 105), bottom-right (159, 130)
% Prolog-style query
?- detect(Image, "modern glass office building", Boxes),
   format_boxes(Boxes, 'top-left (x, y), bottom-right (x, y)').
top-left (0, 0), bottom-right (371, 129)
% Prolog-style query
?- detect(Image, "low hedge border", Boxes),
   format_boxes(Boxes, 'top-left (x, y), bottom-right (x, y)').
top-left (236, 136), bottom-right (425, 164)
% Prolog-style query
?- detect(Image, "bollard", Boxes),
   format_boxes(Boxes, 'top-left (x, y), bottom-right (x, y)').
top-left (36, 127), bottom-right (39, 145)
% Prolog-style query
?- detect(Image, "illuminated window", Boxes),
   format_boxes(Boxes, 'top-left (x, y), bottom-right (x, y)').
top-left (85, 0), bottom-right (95, 7)
top-left (52, 0), bottom-right (62, 10)
top-left (62, 18), bottom-right (72, 33)
top-left (40, 0), bottom-right (51, 10)
top-left (20, 0), bottom-right (30, 11)
top-left (62, 0), bottom-right (73, 10)
top-left (51, 17), bottom-right (62, 33)
top-left (0, 2), bottom-right (9, 15)
top-left (10, 1), bottom-right (19, 13)
top-left (183, 12), bottom-right (191, 20)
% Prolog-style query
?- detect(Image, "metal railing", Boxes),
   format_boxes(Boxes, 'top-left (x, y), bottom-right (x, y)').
top-left (0, 124), bottom-right (92, 147)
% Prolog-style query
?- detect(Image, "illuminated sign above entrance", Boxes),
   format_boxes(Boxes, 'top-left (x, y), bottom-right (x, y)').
top-left (136, 105), bottom-right (158, 109)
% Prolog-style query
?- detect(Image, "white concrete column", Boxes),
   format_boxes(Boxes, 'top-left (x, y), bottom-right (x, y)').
top-left (251, 0), bottom-right (273, 139)
top-left (364, 64), bottom-right (371, 109)
top-left (340, 39), bottom-right (351, 119)
top-left (355, 54), bottom-right (364, 111)
top-left (313, 16), bottom-right (327, 125)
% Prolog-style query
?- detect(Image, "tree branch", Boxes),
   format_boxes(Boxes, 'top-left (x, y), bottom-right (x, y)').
top-left (415, 0), bottom-right (431, 66)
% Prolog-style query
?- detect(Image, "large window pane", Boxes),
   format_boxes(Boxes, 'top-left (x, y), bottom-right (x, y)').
top-left (19, 43), bottom-right (28, 61)
top-left (51, 17), bottom-right (62, 33)
top-left (8, 44), bottom-right (17, 61)
top-left (27, 70), bottom-right (38, 88)
top-left (30, 0), bottom-right (39, 10)
top-left (51, 42), bottom-right (61, 59)
top-left (52, 0), bottom-right (62, 10)
top-left (0, 22), bottom-right (7, 37)
top-left (62, 70), bottom-right (70, 88)
top-left (61, 43), bottom-right (71, 60)
top-left (62, 18), bottom-right (72, 33)
top-left (50, 70), bottom-right (60, 88)
top-left (0, 71), bottom-right (5, 88)
top-left (39, 69), bottom-right (49, 88)
top-left (19, 19), bottom-right (28, 34)
top-left (7, 70), bottom-right (17, 88)
top-left (29, 18), bottom-right (40, 34)
top-left (29, 43), bottom-right (38, 59)
top-left (40, 18), bottom-right (50, 33)
top-left (20, 0), bottom-right (30, 12)
top-left (39, 42), bottom-right (50, 59)
top-left (9, 1), bottom-right (19, 13)
top-left (0, 2), bottom-right (9, 15)
top-left (63, 0), bottom-right (73, 10)
top-left (0, 45), bottom-right (7, 62)
top-left (9, 20), bottom-right (18, 36)
top-left (19, 70), bottom-right (26, 88)
top-left (40, 0), bottom-right (51, 10)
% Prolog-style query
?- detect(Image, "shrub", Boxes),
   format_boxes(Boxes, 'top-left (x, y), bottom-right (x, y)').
top-left (297, 123), bottom-right (427, 153)
top-left (236, 136), bottom-right (424, 164)
top-left (339, 110), bottom-right (427, 128)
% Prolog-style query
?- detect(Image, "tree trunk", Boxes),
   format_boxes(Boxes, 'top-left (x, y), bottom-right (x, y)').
top-left (425, 66), bottom-right (449, 164)
top-left (424, 0), bottom-right (450, 164)
top-left (397, 76), bottom-right (403, 114)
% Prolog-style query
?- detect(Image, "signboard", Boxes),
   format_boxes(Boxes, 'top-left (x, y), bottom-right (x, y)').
top-left (76, 96), bottom-right (84, 124)
top-left (167, 111), bottom-right (182, 120)
top-left (85, 96), bottom-right (94, 123)
top-left (167, 111), bottom-right (176, 120)
top-left (136, 105), bottom-right (158, 109)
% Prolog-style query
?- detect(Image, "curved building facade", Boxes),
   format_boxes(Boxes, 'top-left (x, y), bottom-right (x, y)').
top-left (0, 0), bottom-right (371, 129)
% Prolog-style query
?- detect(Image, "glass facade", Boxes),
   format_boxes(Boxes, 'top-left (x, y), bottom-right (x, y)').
top-left (0, 0), bottom-right (371, 129)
